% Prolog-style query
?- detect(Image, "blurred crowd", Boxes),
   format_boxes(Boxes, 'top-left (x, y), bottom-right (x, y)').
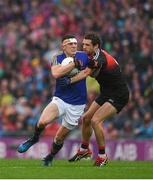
top-left (0, 0), bottom-right (153, 139)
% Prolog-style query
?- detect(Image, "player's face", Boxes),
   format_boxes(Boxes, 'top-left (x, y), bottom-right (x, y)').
top-left (62, 40), bottom-right (77, 57)
top-left (82, 39), bottom-right (95, 55)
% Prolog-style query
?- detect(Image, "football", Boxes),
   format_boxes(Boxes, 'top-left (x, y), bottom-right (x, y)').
top-left (61, 57), bottom-right (79, 77)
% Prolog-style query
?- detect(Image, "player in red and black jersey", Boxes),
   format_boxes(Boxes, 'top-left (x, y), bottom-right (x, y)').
top-left (91, 47), bottom-right (129, 113)
top-left (63, 33), bottom-right (129, 166)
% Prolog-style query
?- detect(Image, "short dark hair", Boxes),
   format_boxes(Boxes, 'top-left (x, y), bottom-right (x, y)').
top-left (62, 34), bottom-right (76, 42)
top-left (84, 33), bottom-right (101, 48)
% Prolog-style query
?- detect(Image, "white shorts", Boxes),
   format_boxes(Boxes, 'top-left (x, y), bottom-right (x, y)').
top-left (51, 96), bottom-right (85, 130)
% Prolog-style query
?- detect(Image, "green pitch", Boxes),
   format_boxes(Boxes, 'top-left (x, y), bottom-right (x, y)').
top-left (0, 159), bottom-right (153, 179)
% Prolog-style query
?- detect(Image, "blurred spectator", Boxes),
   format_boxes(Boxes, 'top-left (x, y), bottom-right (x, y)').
top-left (104, 122), bottom-right (119, 140)
top-left (0, 0), bottom-right (153, 139)
top-left (134, 112), bottom-right (153, 139)
top-left (119, 120), bottom-right (133, 139)
top-left (0, 79), bottom-right (14, 106)
top-left (131, 109), bottom-right (142, 129)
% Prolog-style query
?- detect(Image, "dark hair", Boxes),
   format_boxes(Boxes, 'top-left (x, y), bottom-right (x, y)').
top-left (62, 35), bottom-right (76, 42)
top-left (84, 33), bottom-right (101, 48)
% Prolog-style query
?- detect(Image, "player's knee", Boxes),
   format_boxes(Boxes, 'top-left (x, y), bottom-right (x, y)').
top-left (82, 117), bottom-right (91, 126)
top-left (83, 112), bottom-right (93, 120)
top-left (82, 112), bottom-right (93, 126)
top-left (91, 117), bottom-right (100, 127)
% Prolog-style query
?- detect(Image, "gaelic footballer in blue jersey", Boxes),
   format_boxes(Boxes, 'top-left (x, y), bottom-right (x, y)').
top-left (17, 35), bottom-right (89, 166)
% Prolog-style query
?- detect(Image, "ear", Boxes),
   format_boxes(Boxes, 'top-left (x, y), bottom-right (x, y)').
top-left (61, 44), bottom-right (65, 51)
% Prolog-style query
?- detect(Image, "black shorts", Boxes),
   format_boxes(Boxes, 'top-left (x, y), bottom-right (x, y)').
top-left (95, 90), bottom-right (129, 113)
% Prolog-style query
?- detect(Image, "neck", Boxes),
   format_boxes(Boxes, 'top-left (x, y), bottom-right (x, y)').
top-left (64, 52), bottom-right (75, 57)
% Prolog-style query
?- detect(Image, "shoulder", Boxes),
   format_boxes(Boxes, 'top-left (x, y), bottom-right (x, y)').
top-left (76, 51), bottom-right (87, 55)
top-left (102, 49), bottom-right (114, 59)
top-left (76, 51), bottom-right (88, 59)
top-left (51, 51), bottom-right (64, 65)
top-left (51, 51), bottom-right (63, 59)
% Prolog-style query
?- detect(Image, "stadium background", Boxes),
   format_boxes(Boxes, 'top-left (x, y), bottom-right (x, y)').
top-left (0, 0), bottom-right (153, 161)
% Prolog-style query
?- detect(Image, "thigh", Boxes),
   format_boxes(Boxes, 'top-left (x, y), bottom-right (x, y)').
top-left (38, 102), bottom-right (59, 125)
top-left (92, 102), bottom-right (117, 124)
top-left (95, 92), bottom-right (129, 113)
top-left (51, 96), bottom-right (65, 116)
top-left (63, 104), bottom-right (86, 127)
top-left (83, 101), bottom-right (100, 119)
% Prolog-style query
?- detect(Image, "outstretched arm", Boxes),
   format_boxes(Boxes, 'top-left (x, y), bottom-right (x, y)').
top-left (57, 67), bottom-right (93, 87)
top-left (70, 67), bottom-right (93, 83)
top-left (70, 57), bottom-right (100, 83)
top-left (57, 58), bottom-right (99, 87)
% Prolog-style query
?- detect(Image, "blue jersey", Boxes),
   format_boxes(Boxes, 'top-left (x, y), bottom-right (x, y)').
top-left (51, 51), bottom-right (89, 105)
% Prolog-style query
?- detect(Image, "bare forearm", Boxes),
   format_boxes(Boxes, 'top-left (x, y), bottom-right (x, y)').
top-left (52, 63), bottom-right (75, 78)
top-left (71, 68), bottom-right (92, 83)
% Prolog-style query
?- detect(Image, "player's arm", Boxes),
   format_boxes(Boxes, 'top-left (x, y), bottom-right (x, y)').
top-left (51, 63), bottom-right (75, 79)
top-left (70, 57), bottom-right (99, 83)
top-left (57, 58), bottom-right (98, 87)
top-left (57, 67), bottom-right (93, 87)
top-left (51, 55), bottom-right (81, 79)
top-left (70, 67), bottom-right (93, 83)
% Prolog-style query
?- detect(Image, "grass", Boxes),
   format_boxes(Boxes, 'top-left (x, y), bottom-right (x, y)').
top-left (0, 159), bottom-right (153, 179)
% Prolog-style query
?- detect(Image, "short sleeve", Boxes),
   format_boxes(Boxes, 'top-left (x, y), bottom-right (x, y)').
top-left (50, 55), bottom-right (58, 67)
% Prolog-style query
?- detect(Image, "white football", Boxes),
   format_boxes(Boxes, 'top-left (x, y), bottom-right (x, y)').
top-left (61, 57), bottom-right (74, 65)
top-left (61, 57), bottom-right (79, 77)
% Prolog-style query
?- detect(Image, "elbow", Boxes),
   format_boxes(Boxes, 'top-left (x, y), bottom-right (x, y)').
top-left (52, 72), bottom-right (61, 79)
top-left (84, 71), bottom-right (91, 77)
top-left (86, 71), bottom-right (91, 76)
top-left (84, 68), bottom-right (92, 77)
top-left (51, 67), bottom-right (64, 79)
